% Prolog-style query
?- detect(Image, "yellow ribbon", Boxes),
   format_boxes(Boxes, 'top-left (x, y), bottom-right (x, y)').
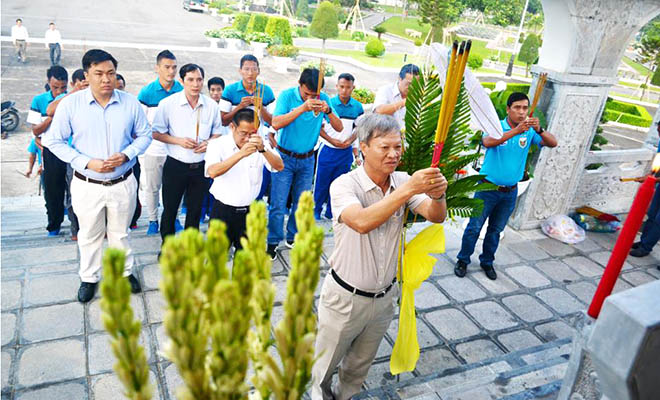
top-left (390, 223), bottom-right (445, 375)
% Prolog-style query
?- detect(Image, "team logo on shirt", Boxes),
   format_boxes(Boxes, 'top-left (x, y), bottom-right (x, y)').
top-left (519, 135), bottom-right (527, 148)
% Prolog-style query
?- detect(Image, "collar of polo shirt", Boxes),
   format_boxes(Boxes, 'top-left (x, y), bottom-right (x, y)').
top-left (356, 166), bottom-right (397, 193)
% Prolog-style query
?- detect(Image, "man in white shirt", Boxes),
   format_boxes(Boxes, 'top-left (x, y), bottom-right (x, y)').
top-left (205, 108), bottom-right (283, 250)
top-left (11, 19), bottom-right (29, 63)
top-left (373, 64), bottom-right (420, 128)
top-left (152, 63), bottom-right (224, 245)
top-left (44, 22), bottom-right (62, 66)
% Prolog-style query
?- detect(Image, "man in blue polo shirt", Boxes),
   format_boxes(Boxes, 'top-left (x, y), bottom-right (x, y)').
top-left (456, 92), bottom-right (557, 280)
top-left (137, 50), bottom-right (184, 235)
top-left (27, 65), bottom-right (68, 236)
top-left (314, 72), bottom-right (363, 220)
top-left (267, 68), bottom-right (343, 259)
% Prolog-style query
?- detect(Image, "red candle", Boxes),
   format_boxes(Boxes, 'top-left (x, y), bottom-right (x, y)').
top-left (587, 173), bottom-right (657, 318)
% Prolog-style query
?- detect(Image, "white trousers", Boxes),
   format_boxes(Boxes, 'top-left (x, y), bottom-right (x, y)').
top-left (71, 174), bottom-right (137, 283)
top-left (138, 154), bottom-right (166, 222)
top-left (311, 275), bottom-right (396, 400)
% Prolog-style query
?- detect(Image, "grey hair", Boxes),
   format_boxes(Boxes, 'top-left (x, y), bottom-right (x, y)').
top-left (355, 113), bottom-right (401, 144)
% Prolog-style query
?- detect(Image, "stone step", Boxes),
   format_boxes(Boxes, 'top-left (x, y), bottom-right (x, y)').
top-left (356, 337), bottom-right (571, 399)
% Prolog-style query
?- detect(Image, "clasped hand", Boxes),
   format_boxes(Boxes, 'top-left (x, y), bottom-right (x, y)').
top-left (87, 153), bottom-right (128, 173)
top-left (408, 168), bottom-right (448, 199)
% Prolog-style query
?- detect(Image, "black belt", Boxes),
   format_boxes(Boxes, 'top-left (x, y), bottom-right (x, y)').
top-left (167, 156), bottom-right (204, 169)
top-left (216, 200), bottom-right (249, 214)
top-left (74, 169), bottom-right (132, 186)
top-left (484, 179), bottom-right (517, 193)
top-left (276, 145), bottom-right (315, 159)
top-left (331, 269), bottom-right (396, 299)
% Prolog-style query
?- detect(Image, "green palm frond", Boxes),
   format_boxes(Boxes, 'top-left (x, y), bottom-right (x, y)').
top-left (399, 70), bottom-right (490, 218)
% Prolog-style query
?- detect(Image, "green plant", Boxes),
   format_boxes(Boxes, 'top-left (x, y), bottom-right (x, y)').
top-left (414, 38), bottom-right (423, 47)
top-left (268, 44), bottom-right (300, 58)
top-left (246, 32), bottom-right (274, 45)
top-left (374, 25), bottom-right (386, 40)
top-left (294, 26), bottom-right (310, 38)
top-left (218, 7), bottom-right (234, 14)
top-left (310, 1), bottom-right (339, 51)
top-left (246, 13), bottom-right (269, 33)
top-left (209, 0), bottom-right (226, 9)
top-left (351, 31), bottom-right (365, 41)
top-left (265, 17), bottom-right (293, 45)
top-left (232, 13), bottom-right (251, 32)
top-left (296, 0), bottom-right (310, 21)
top-left (100, 250), bottom-right (153, 400)
top-left (352, 87), bottom-right (375, 104)
top-left (518, 33), bottom-right (540, 77)
top-left (299, 60), bottom-right (335, 76)
top-left (206, 28), bottom-right (244, 39)
top-left (399, 71), bottom-right (494, 218)
top-left (467, 54), bottom-right (483, 70)
top-left (603, 98), bottom-right (654, 127)
top-left (365, 38), bottom-right (385, 57)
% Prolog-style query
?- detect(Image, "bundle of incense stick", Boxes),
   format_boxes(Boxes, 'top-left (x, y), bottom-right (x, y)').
top-left (528, 72), bottom-right (547, 117)
top-left (195, 107), bottom-right (201, 143)
top-left (316, 58), bottom-right (326, 98)
top-left (430, 40), bottom-right (471, 168)
top-left (253, 80), bottom-right (263, 130)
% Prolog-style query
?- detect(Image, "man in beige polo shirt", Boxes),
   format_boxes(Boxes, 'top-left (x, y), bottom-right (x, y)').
top-left (311, 114), bottom-right (448, 399)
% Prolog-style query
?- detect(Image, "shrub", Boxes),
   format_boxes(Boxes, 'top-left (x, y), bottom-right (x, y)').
top-left (652, 67), bottom-right (660, 86)
top-left (605, 98), bottom-right (644, 116)
top-left (299, 60), bottom-right (335, 76)
top-left (351, 31), bottom-right (365, 41)
top-left (205, 28), bottom-right (244, 39)
top-left (374, 25), bottom-right (386, 39)
top-left (246, 32), bottom-right (274, 45)
top-left (414, 38), bottom-right (423, 47)
top-left (209, 0), bottom-right (225, 9)
top-left (365, 38), bottom-right (385, 57)
top-left (246, 14), bottom-right (269, 33)
top-left (604, 109), bottom-right (653, 127)
top-left (232, 13), bottom-right (250, 32)
top-left (267, 44), bottom-right (299, 58)
top-left (294, 26), bottom-right (310, 38)
top-left (265, 17), bottom-right (293, 45)
top-left (218, 7), bottom-right (233, 14)
top-left (468, 54), bottom-right (483, 70)
top-left (352, 87), bottom-right (375, 104)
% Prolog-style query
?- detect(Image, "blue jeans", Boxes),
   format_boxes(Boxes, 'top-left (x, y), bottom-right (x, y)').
top-left (267, 152), bottom-right (315, 245)
top-left (639, 182), bottom-right (660, 252)
top-left (313, 145), bottom-right (353, 218)
top-left (457, 188), bottom-right (518, 267)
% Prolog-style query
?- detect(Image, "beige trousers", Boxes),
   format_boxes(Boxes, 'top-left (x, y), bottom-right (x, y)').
top-left (311, 274), bottom-right (397, 400)
top-left (71, 174), bottom-right (137, 283)
top-left (138, 154), bottom-right (166, 221)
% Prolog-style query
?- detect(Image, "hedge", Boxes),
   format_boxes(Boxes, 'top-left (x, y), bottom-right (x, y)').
top-left (603, 109), bottom-right (652, 127)
top-left (265, 17), bottom-right (293, 45)
top-left (246, 14), bottom-right (269, 34)
top-left (480, 82), bottom-right (531, 93)
top-left (232, 13), bottom-right (250, 32)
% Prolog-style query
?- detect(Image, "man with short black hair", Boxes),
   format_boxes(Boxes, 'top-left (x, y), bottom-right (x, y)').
top-left (44, 22), bottom-right (62, 66)
top-left (116, 74), bottom-right (126, 90)
top-left (43, 49), bottom-right (152, 303)
top-left (11, 18), bottom-right (29, 62)
top-left (373, 63), bottom-right (420, 128)
top-left (456, 92), bottom-right (557, 280)
top-left (28, 65), bottom-right (69, 236)
top-left (205, 108), bottom-right (283, 251)
top-left (138, 50), bottom-right (184, 235)
top-left (208, 77), bottom-right (225, 103)
top-left (267, 68), bottom-right (343, 259)
top-left (314, 72), bottom-right (363, 220)
top-left (152, 63), bottom-right (224, 244)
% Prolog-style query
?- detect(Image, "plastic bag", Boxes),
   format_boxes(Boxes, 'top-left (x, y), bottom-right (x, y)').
top-left (541, 215), bottom-right (586, 244)
top-left (570, 212), bottom-right (622, 233)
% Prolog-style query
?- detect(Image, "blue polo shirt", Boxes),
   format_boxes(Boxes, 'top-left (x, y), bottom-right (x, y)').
top-left (27, 90), bottom-right (61, 128)
top-left (220, 80), bottom-right (276, 111)
top-left (138, 79), bottom-right (184, 108)
top-left (479, 118), bottom-right (542, 187)
top-left (330, 95), bottom-right (364, 120)
top-left (27, 137), bottom-right (42, 165)
top-left (274, 87), bottom-right (337, 153)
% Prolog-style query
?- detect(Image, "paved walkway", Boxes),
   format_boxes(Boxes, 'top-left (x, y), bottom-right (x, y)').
top-left (2, 195), bottom-right (659, 399)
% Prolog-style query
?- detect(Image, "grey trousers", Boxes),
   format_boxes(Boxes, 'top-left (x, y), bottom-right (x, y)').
top-left (311, 275), bottom-right (397, 400)
top-left (15, 40), bottom-right (26, 62)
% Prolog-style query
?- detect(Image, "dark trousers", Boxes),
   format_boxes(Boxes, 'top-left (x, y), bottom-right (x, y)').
top-left (64, 165), bottom-right (79, 236)
top-left (210, 200), bottom-right (249, 250)
top-left (313, 145), bottom-right (353, 219)
top-left (131, 160), bottom-right (141, 227)
top-left (160, 156), bottom-right (206, 242)
top-left (43, 146), bottom-right (67, 232)
top-left (639, 182), bottom-right (660, 252)
top-left (49, 43), bottom-right (61, 65)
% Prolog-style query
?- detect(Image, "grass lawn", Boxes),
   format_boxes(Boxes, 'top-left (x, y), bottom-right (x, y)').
top-left (466, 38), bottom-right (527, 67)
top-left (609, 91), bottom-right (659, 102)
top-left (377, 4), bottom-right (418, 15)
top-left (300, 47), bottom-right (425, 69)
top-left (376, 16), bottom-right (430, 41)
top-left (618, 80), bottom-right (660, 93)
top-left (336, 30), bottom-right (376, 42)
top-left (622, 56), bottom-right (651, 76)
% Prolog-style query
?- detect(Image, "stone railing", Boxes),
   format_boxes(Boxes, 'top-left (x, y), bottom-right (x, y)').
top-left (571, 148), bottom-right (655, 214)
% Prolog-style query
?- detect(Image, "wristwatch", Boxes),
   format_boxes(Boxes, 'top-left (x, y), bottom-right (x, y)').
top-left (258, 148), bottom-right (266, 153)
top-left (537, 127), bottom-right (545, 134)
top-left (431, 193), bottom-right (446, 201)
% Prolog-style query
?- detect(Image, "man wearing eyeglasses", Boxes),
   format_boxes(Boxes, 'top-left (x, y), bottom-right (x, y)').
top-left (373, 64), bottom-right (420, 129)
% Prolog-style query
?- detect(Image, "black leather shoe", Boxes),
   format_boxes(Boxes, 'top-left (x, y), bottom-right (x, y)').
top-left (481, 264), bottom-right (497, 280)
top-left (285, 239), bottom-right (295, 249)
top-left (454, 261), bottom-right (467, 278)
top-left (629, 247), bottom-right (650, 257)
top-left (78, 282), bottom-right (98, 303)
top-left (267, 244), bottom-right (278, 261)
top-left (632, 242), bottom-right (641, 250)
top-left (127, 274), bottom-right (142, 294)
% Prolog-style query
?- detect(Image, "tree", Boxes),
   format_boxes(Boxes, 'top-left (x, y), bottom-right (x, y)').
top-left (374, 25), bottom-right (386, 40)
top-left (518, 33), bottom-right (540, 77)
top-left (296, 0), bottom-right (309, 21)
top-left (526, 13), bottom-right (544, 34)
top-left (635, 21), bottom-right (660, 100)
top-left (411, 0), bottom-right (464, 42)
top-left (485, 0), bottom-right (524, 27)
top-left (310, 1), bottom-right (339, 52)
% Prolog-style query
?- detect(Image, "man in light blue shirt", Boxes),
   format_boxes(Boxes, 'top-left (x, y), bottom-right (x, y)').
top-left (43, 49), bottom-right (152, 303)
top-left (456, 92), bottom-right (557, 280)
top-left (267, 68), bottom-right (343, 259)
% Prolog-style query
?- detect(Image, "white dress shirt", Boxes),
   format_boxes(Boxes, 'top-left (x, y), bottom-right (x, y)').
top-left (44, 29), bottom-right (62, 45)
top-left (320, 119), bottom-right (358, 149)
top-left (11, 25), bottom-right (29, 41)
top-left (152, 91), bottom-right (225, 163)
top-left (374, 81), bottom-right (406, 129)
top-left (204, 134), bottom-right (274, 207)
